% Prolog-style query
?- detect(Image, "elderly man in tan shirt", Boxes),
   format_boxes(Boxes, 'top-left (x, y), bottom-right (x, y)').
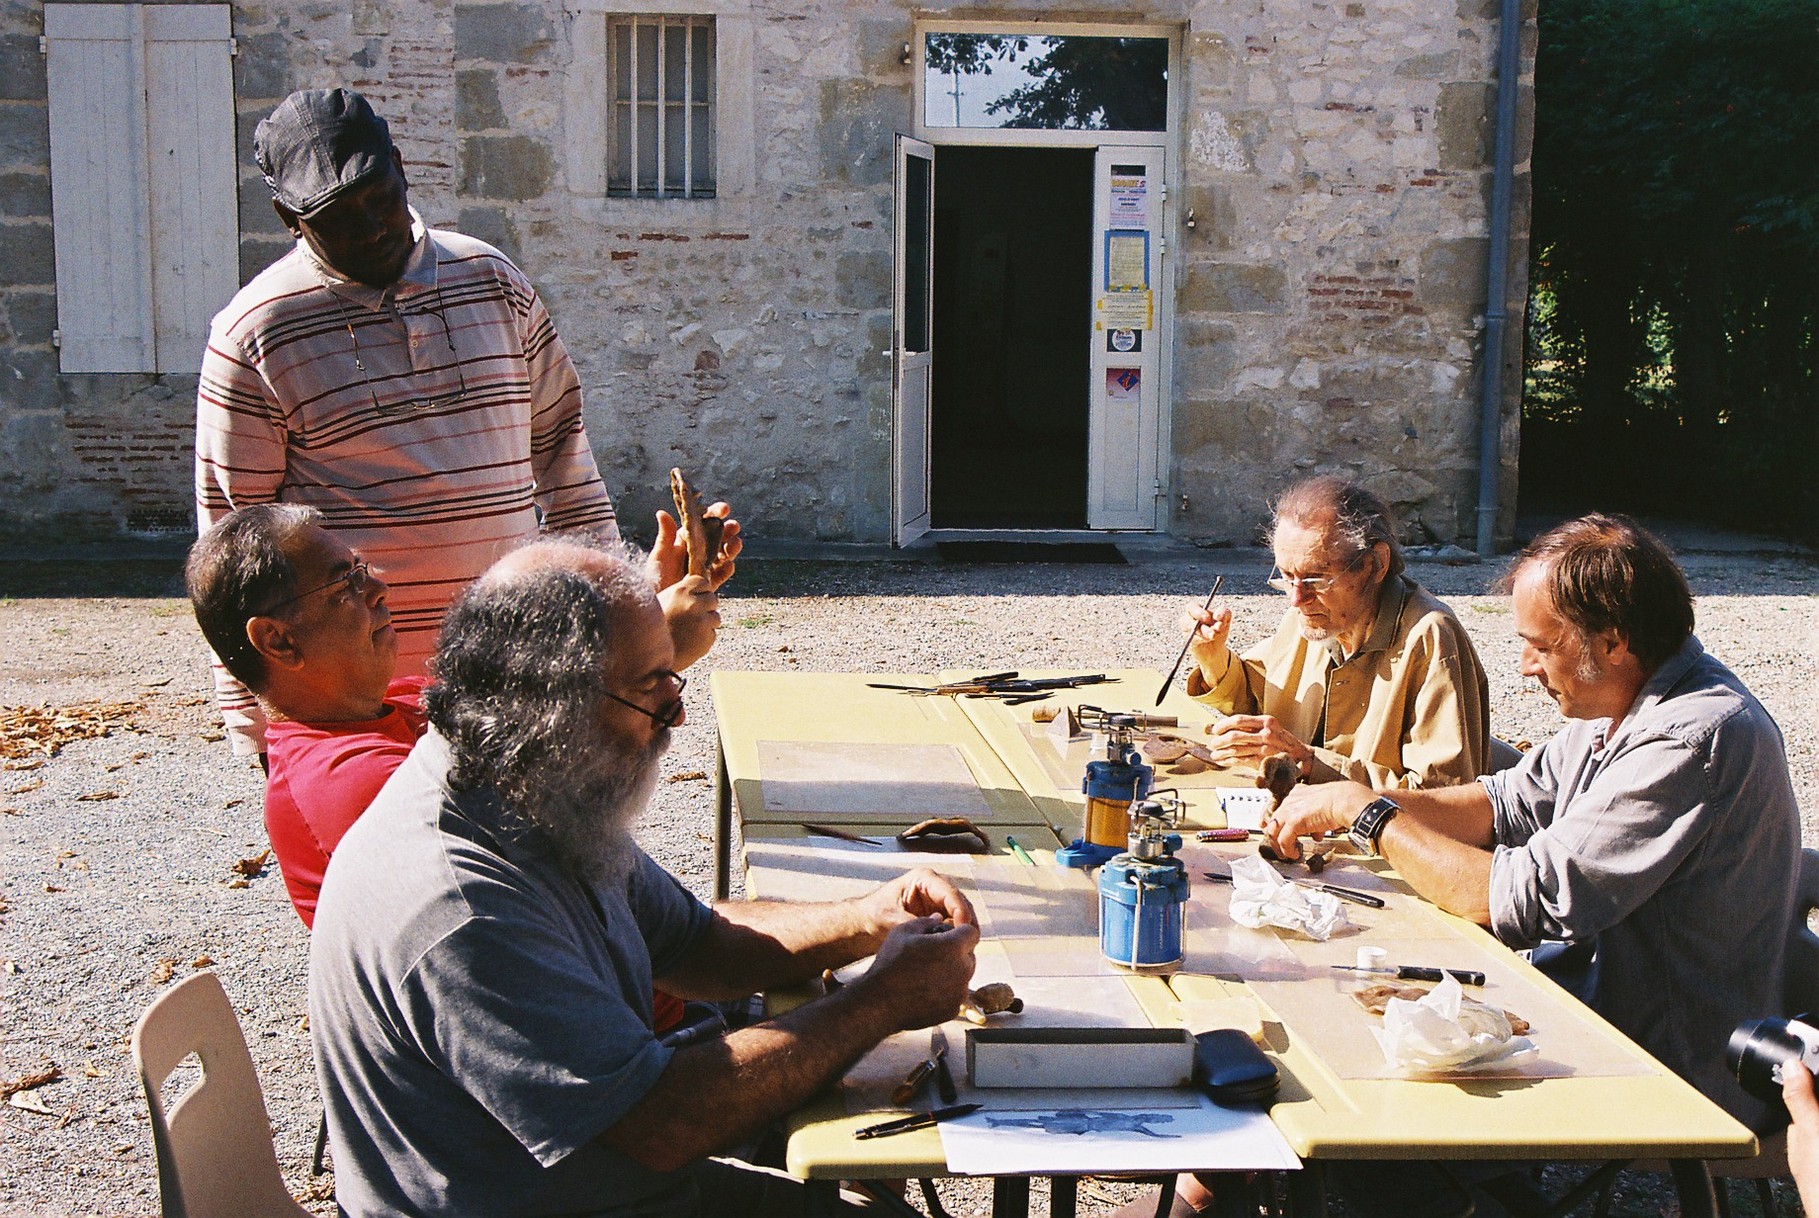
top-left (1183, 475), bottom-right (1492, 789)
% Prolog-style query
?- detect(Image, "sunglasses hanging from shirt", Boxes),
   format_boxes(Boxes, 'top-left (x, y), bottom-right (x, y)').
top-left (333, 290), bottom-right (468, 415)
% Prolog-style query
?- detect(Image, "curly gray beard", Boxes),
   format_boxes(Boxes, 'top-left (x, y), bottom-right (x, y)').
top-left (516, 727), bottom-right (670, 884)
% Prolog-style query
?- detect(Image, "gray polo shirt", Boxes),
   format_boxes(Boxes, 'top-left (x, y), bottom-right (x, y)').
top-left (310, 729), bottom-right (714, 1217)
top-left (1482, 637), bottom-right (1798, 1127)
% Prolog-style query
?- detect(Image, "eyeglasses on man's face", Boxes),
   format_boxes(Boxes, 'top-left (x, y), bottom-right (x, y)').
top-left (258, 560), bottom-right (374, 616)
top-left (1266, 549), bottom-right (1370, 596)
top-left (603, 670), bottom-right (687, 730)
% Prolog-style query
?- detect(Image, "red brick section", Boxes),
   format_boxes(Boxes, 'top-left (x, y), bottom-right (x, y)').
top-left (1307, 273), bottom-right (1424, 321)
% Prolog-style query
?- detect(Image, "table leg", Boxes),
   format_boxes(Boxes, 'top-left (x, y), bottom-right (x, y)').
top-left (803, 1178), bottom-right (842, 1218)
top-left (1669, 1158), bottom-right (1719, 1218)
top-left (713, 736), bottom-right (731, 901)
top-left (1285, 1163), bottom-right (1326, 1218)
top-left (993, 1175), bottom-right (1031, 1216)
top-left (1049, 1175), bottom-right (1078, 1218)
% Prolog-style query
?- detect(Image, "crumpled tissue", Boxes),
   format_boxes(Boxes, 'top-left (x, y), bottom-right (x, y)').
top-left (1226, 854), bottom-right (1349, 941)
top-left (1373, 975), bottom-right (1538, 1074)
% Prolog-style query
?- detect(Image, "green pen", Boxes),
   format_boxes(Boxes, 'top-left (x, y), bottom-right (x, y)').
top-left (1006, 837), bottom-right (1035, 866)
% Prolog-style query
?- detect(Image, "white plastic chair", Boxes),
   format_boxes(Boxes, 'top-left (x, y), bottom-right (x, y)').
top-left (131, 971), bottom-right (313, 1218)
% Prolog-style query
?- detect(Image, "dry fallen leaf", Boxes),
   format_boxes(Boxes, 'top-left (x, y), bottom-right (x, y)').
top-left (191, 955), bottom-right (213, 968)
top-left (143, 676), bottom-right (173, 687)
top-left (74, 791), bottom-right (119, 802)
top-left (8, 1091), bottom-right (55, 1116)
top-left (664, 770), bottom-right (709, 783)
top-left (42, 884), bottom-right (64, 894)
top-left (7, 779), bottom-right (43, 795)
top-left (1, 1065), bottom-right (62, 1099)
top-left (297, 1014), bottom-right (311, 1033)
top-left (150, 959), bottom-right (176, 985)
top-left (2, 758), bottom-right (44, 771)
top-left (1, 807), bottom-right (20, 816)
top-left (232, 849), bottom-right (271, 878)
top-left (198, 730), bottom-right (225, 743)
top-left (225, 878), bottom-right (250, 890)
top-left (0, 700), bottom-right (144, 759)
top-left (223, 798), bottom-right (242, 809)
top-left (82, 1061), bottom-right (101, 1079)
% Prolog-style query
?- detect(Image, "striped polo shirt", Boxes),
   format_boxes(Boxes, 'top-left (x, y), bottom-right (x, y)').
top-left (196, 214), bottom-right (617, 753)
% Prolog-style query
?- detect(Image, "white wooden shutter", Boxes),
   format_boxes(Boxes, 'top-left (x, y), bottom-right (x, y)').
top-left (45, 4), bottom-right (236, 374)
top-left (45, 4), bottom-right (156, 372)
top-left (143, 6), bottom-right (238, 373)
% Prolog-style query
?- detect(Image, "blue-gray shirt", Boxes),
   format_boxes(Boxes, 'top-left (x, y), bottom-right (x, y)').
top-left (1482, 637), bottom-right (1798, 1126)
top-left (310, 729), bottom-right (714, 1217)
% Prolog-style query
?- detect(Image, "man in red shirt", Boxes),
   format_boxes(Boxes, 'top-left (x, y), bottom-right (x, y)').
top-left (185, 504), bottom-right (731, 1023)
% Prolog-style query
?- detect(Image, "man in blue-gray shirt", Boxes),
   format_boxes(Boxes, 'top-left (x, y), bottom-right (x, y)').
top-left (1269, 513), bottom-right (1798, 1123)
top-left (310, 539), bottom-right (979, 1217)
top-left (1234, 513), bottom-right (1800, 1218)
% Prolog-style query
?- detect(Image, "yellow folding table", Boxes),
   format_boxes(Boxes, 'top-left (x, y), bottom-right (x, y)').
top-left (713, 669), bottom-right (1759, 1217)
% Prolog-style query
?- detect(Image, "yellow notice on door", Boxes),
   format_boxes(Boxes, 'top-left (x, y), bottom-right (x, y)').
top-left (1106, 232), bottom-right (1149, 290)
top-left (1099, 290), bottom-right (1152, 330)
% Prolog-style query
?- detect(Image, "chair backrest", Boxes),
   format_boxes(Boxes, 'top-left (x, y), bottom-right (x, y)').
top-left (1784, 849), bottom-right (1819, 1017)
top-left (131, 971), bottom-right (312, 1218)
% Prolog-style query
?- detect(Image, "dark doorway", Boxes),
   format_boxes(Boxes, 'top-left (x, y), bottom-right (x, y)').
top-left (930, 146), bottom-right (1093, 528)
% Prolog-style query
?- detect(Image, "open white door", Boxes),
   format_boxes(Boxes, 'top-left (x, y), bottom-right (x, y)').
top-left (892, 135), bottom-right (935, 546)
top-left (1087, 147), bottom-right (1165, 530)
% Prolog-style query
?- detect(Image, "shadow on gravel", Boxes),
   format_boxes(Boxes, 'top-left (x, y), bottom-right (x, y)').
top-left (0, 557), bottom-right (188, 598)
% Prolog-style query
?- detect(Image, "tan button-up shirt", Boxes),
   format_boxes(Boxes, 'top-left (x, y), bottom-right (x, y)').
top-left (1188, 575), bottom-right (1491, 788)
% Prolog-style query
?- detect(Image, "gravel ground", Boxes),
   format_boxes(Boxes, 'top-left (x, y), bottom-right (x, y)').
top-left (1, 538), bottom-right (1814, 1217)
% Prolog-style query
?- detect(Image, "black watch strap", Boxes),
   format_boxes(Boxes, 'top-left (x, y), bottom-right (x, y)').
top-left (1347, 796), bottom-right (1400, 856)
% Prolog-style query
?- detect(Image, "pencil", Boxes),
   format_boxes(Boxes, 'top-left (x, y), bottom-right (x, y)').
top-left (797, 823), bottom-right (883, 846)
top-left (1006, 837), bottom-right (1035, 866)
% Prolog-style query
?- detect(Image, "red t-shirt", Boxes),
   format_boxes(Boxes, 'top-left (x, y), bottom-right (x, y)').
top-left (262, 675), bottom-right (685, 1031)
top-left (265, 676), bottom-right (430, 930)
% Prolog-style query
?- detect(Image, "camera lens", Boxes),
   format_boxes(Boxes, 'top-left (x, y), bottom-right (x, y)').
top-left (1728, 1016), bottom-right (1819, 1105)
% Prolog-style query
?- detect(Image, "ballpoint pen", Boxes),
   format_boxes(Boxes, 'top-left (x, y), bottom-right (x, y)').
top-left (1332, 964), bottom-right (1487, 986)
top-left (853, 1103), bottom-right (983, 1140)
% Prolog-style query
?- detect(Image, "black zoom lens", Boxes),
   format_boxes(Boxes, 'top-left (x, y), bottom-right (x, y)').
top-left (1727, 1016), bottom-right (1819, 1105)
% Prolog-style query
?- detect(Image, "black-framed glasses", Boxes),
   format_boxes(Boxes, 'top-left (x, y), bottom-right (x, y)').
top-left (1266, 549), bottom-right (1370, 596)
top-left (338, 293), bottom-right (468, 414)
top-left (603, 670), bottom-right (687, 729)
top-left (256, 560), bottom-right (373, 616)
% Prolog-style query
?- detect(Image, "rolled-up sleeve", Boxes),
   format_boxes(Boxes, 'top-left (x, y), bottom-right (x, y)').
top-left (1488, 733), bottom-right (1709, 949)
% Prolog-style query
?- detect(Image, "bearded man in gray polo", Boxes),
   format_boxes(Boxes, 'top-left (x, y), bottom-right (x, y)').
top-left (309, 540), bottom-right (977, 1217)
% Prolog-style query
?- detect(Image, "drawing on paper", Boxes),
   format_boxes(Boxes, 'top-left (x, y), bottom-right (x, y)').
top-left (985, 1109), bottom-right (1179, 1138)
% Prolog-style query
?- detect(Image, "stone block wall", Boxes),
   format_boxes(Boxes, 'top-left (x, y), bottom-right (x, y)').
top-left (0, 0), bottom-right (1532, 548)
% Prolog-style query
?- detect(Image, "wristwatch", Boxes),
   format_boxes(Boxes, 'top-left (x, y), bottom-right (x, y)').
top-left (1347, 796), bottom-right (1401, 856)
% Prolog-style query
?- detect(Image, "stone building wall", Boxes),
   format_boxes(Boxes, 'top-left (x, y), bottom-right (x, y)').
top-left (0, 0), bottom-right (1532, 547)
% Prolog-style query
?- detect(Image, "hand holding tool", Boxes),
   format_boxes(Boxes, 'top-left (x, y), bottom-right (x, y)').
top-left (854, 1103), bottom-right (983, 1140)
top-left (1156, 575), bottom-right (1222, 706)
top-left (1333, 964), bottom-right (1486, 986)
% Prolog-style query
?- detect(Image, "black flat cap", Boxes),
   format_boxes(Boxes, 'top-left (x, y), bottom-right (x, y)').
top-left (254, 87), bottom-right (394, 218)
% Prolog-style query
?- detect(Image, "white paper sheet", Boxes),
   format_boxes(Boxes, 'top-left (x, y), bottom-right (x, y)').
top-left (938, 1094), bottom-right (1299, 1176)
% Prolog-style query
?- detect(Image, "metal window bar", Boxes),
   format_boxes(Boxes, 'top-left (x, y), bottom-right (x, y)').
top-left (609, 15), bottom-right (714, 198)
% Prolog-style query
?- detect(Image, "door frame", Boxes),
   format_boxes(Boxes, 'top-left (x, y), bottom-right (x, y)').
top-left (891, 134), bottom-right (935, 546)
top-left (904, 18), bottom-right (1181, 535)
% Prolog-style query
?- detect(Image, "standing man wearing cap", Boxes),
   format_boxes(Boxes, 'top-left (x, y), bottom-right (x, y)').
top-left (195, 87), bottom-right (735, 756)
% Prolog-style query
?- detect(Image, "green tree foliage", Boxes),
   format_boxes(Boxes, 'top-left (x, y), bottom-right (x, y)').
top-left (923, 34), bottom-right (1169, 131)
top-left (1526, 0), bottom-right (1819, 535)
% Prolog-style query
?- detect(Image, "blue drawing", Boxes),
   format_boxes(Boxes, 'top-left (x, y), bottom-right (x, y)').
top-left (985, 1109), bottom-right (1179, 1138)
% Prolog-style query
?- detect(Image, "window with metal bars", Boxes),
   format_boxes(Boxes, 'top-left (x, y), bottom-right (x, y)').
top-left (608, 14), bottom-right (716, 198)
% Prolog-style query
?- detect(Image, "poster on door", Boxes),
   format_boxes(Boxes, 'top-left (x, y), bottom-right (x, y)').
top-left (1106, 368), bottom-right (1141, 402)
top-left (1109, 165), bottom-right (1149, 227)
